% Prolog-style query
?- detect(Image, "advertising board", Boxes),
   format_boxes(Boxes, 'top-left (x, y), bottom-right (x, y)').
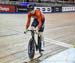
top-left (62, 7), bottom-right (75, 12)
top-left (0, 4), bottom-right (15, 12)
top-left (51, 6), bottom-right (62, 12)
top-left (34, 7), bottom-right (52, 13)
top-left (17, 6), bottom-right (28, 12)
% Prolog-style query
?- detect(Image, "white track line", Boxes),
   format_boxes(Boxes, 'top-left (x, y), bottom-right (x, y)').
top-left (45, 38), bottom-right (73, 48)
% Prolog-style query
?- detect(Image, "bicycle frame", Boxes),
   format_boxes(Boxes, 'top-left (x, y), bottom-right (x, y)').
top-left (27, 30), bottom-right (42, 51)
top-left (31, 30), bottom-right (35, 39)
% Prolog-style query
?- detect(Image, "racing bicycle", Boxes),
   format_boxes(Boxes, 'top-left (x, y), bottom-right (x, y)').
top-left (24, 30), bottom-right (43, 60)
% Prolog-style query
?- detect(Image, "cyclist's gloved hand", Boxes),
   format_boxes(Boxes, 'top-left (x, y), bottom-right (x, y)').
top-left (36, 27), bottom-right (39, 34)
top-left (36, 30), bottom-right (39, 34)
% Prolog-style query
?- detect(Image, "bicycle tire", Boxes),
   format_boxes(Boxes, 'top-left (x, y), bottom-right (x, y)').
top-left (28, 38), bottom-right (35, 59)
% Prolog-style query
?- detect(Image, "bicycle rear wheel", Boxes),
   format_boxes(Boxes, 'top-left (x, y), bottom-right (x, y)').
top-left (28, 38), bottom-right (35, 59)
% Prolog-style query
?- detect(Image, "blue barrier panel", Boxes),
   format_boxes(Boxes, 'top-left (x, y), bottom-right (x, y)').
top-left (19, 2), bottom-right (35, 6)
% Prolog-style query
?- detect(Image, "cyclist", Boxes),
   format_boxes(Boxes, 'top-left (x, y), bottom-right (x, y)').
top-left (25, 4), bottom-right (45, 52)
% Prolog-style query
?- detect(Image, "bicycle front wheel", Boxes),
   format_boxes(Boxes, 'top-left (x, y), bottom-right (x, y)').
top-left (28, 38), bottom-right (35, 59)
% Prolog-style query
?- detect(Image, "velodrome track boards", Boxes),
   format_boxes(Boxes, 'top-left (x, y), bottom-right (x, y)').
top-left (0, 12), bottom-right (75, 63)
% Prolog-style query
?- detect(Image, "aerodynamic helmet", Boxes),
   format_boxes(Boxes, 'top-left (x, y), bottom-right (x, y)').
top-left (27, 4), bottom-right (34, 12)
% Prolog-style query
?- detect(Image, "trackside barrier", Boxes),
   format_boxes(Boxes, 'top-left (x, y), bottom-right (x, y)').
top-left (0, 3), bottom-right (75, 13)
top-left (0, 4), bottom-right (16, 13)
top-left (0, 2), bottom-right (35, 13)
top-left (34, 6), bottom-right (62, 13)
top-left (62, 7), bottom-right (75, 12)
top-left (16, 2), bottom-right (35, 13)
top-left (34, 7), bottom-right (52, 13)
top-left (51, 6), bottom-right (62, 12)
top-left (35, 6), bottom-right (75, 13)
top-left (16, 5), bottom-right (28, 13)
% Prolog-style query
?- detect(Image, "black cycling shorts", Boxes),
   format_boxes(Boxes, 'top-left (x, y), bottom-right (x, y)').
top-left (31, 18), bottom-right (45, 32)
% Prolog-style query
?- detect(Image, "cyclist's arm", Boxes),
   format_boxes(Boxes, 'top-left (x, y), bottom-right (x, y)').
top-left (36, 12), bottom-right (42, 31)
top-left (26, 13), bottom-right (31, 29)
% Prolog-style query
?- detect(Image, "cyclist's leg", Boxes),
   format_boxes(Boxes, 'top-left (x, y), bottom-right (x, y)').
top-left (38, 19), bottom-right (45, 52)
top-left (39, 32), bottom-right (44, 43)
top-left (31, 18), bottom-right (45, 51)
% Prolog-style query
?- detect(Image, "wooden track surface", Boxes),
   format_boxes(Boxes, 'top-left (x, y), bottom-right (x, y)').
top-left (0, 12), bottom-right (75, 63)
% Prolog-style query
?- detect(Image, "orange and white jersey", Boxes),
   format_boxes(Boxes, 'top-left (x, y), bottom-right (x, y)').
top-left (26, 9), bottom-right (45, 29)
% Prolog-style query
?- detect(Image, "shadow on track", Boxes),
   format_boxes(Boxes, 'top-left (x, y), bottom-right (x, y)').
top-left (24, 54), bottom-right (43, 63)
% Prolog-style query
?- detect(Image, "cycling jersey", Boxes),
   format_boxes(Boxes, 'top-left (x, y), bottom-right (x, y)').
top-left (26, 9), bottom-right (45, 30)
